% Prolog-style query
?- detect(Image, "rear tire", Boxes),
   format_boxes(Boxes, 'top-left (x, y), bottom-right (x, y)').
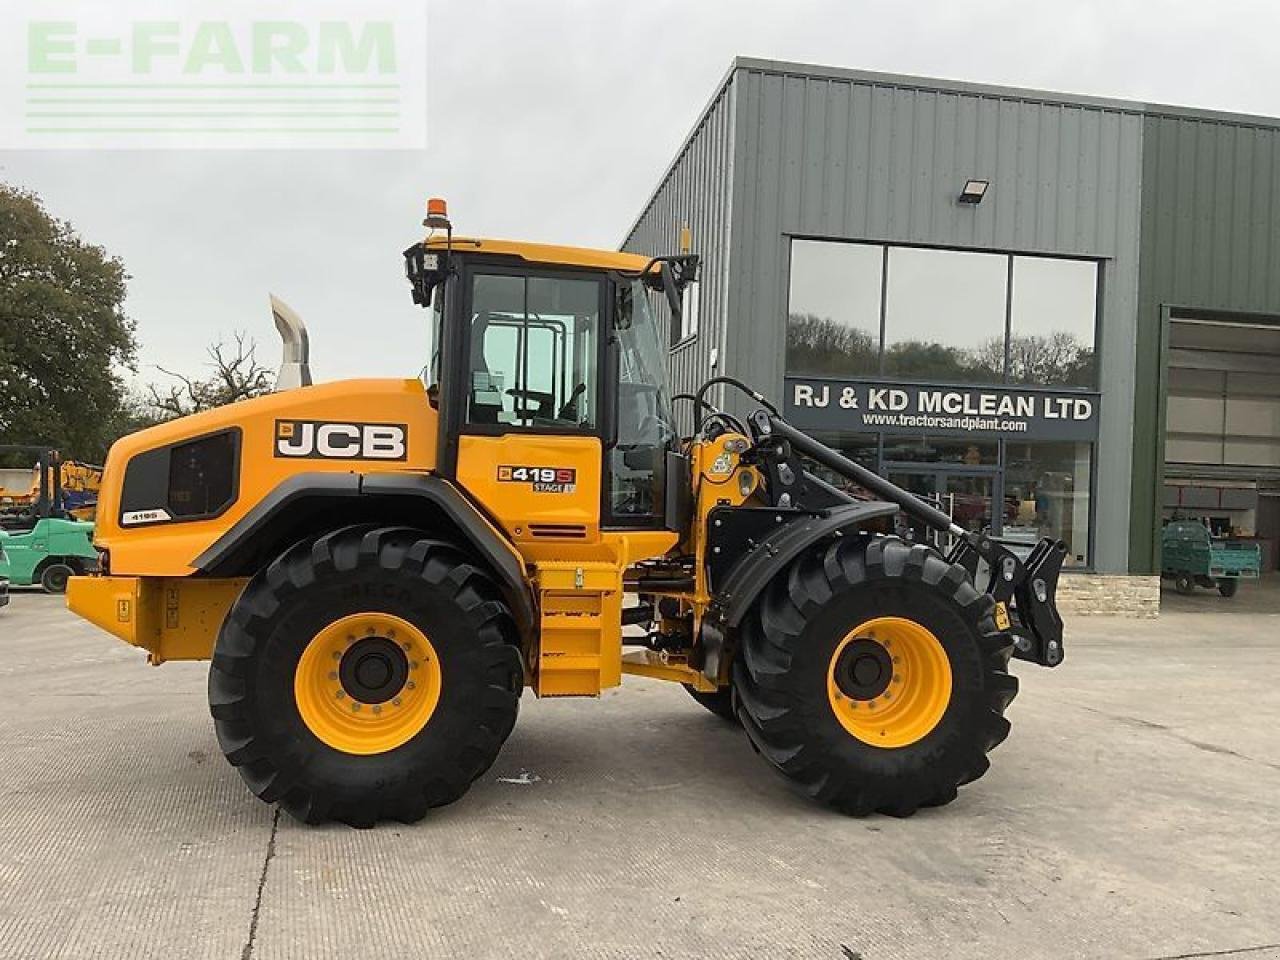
top-left (733, 536), bottom-right (1016, 817)
top-left (209, 526), bottom-right (523, 827)
top-left (40, 562), bottom-right (73, 594)
top-left (1174, 573), bottom-right (1196, 596)
top-left (682, 684), bottom-right (738, 722)
top-left (1217, 578), bottom-right (1239, 598)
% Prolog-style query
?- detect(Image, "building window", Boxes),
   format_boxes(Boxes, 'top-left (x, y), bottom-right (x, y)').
top-left (1008, 256), bottom-right (1098, 388)
top-left (786, 240), bottom-right (883, 376)
top-left (784, 239), bottom-right (1100, 389)
top-left (882, 435), bottom-right (998, 466)
top-left (883, 247), bottom-right (1007, 383)
top-left (1002, 441), bottom-right (1093, 566)
top-left (802, 432), bottom-right (882, 500)
top-left (679, 282), bottom-right (699, 342)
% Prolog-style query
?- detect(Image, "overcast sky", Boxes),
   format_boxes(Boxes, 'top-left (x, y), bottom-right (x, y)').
top-left (3, 0), bottom-right (1278, 388)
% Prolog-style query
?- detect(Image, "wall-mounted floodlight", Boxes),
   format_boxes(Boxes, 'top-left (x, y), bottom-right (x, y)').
top-left (958, 179), bottom-right (989, 205)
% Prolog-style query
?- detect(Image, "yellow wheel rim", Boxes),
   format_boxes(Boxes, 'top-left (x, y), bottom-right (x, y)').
top-left (827, 616), bottom-right (952, 748)
top-left (294, 612), bottom-right (442, 756)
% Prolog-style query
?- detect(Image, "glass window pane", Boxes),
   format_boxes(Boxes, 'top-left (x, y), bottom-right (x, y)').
top-left (1002, 440), bottom-right (1093, 567)
top-left (786, 240), bottom-right (883, 377)
top-left (467, 274), bottom-right (599, 429)
top-left (883, 247), bottom-right (1007, 383)
top-left (882, 435), bottom-right (998, 466)
top-left (800, 432), bottom-right (886, 504)
top-left (1009, 257), bottom-right (1097, 387)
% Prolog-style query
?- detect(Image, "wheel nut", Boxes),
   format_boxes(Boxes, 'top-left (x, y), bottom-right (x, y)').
top-left (328, 671), bottom-right (338, 681)
top-left (335, 690), bottom-right (345, 700)
top-left (392, 697), bottom-right (402, 706)
top-left (410, 661), bottom-right (419, 671)
top-left (351, 703), bottom-right (361, 712)
top-left (892, 675), bottom-right (901, 684)
top-left (403, 642), bottom-right (412, 651)
top-left (407, 681), bottom-right (416, 690)
top-left (372, 705), bottom-right (382, 715)
top-left (332, 651), bottom-right (341, 660)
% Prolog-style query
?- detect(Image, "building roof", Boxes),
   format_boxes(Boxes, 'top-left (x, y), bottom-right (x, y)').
top-left (621, 55), bottom-right (1280, 246)
top-left (729, 56), bottom-right (1280, 129)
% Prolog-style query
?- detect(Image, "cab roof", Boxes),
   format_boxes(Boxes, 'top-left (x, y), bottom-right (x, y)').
top-left (425, 235), bottom-right (652, 273)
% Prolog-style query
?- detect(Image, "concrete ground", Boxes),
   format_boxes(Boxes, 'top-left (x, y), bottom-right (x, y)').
top-left (1, 588), bottom-right (1278, 960)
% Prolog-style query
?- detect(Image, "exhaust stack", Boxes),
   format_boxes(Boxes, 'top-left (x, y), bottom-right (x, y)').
top-left (270, 294), bottom-right (313, 390)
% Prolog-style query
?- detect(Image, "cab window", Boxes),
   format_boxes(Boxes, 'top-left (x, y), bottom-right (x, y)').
top-left (466, 272), bottom-right (600, 429)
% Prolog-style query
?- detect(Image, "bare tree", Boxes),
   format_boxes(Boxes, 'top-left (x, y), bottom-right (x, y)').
top-left (147, 332), bottom-right (275, 419)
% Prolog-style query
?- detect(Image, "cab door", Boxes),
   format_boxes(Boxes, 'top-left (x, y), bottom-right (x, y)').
top-left (447, 265), bottom-right (607, 551)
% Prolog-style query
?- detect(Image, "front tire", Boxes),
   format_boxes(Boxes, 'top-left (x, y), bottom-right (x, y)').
top-left (209, 526), bottom-right (523, 827)
top-left (733, 536), bottom-right (1017, 817)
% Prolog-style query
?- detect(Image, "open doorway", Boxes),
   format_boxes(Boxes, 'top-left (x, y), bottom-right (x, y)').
top-left (1162, 314), bottom-right (1280, 609)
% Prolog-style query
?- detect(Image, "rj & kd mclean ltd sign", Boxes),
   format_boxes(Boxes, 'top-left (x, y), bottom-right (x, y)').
top-left (784, 377), bottom-right (1100, 442)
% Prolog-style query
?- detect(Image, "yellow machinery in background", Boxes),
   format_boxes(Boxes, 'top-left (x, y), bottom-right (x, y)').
top-left (0, 453), bottom-right (101, 522)
top-left (67, 200), bottom-right (1067, 827)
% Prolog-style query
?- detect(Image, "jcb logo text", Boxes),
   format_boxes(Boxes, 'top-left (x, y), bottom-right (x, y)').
top-left (275, 420), bottom-right (407, 460)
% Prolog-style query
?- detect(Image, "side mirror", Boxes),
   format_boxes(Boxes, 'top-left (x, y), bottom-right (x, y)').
top-left (660, 262), bottom-right (682, 327)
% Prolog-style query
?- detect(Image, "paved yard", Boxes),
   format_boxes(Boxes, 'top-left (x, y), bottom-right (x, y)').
top-left (0, 588), bottom-right (1278, 960)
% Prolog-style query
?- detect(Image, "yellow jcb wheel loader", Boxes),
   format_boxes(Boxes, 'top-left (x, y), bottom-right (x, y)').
top-left (67, 200), bottom-right (1068, 827)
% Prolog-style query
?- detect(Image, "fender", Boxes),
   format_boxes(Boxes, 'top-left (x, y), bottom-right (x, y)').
top-left (193, 471), bottom-right (536, 638)
top-left (712, 500), bottom-right (899, 628)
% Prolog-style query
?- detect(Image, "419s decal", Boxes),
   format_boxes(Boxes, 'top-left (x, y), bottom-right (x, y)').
top-left (497, 465), bottom-right (577, 493)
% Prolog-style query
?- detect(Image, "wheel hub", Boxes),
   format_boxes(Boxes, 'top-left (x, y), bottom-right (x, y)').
top-left (293, 612), bottom-right (442, 756)
top-left (339, 637), bottom-right (408, 704)
top-left (826, 616), bottom-right (953, 749)
top-left (833, 638), bottom-right (894, 701)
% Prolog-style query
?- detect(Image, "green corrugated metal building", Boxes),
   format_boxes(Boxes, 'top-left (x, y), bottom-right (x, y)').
top-left (625, 58), bottom-right (1280, 606)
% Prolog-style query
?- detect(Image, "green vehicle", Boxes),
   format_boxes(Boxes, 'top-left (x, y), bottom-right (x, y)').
top-left (1161, 519), bottom-right (1262, 598)
top-left (0, 517), bottom-right (98, 593)
top-left (0, 445), bottom-right (98, 594)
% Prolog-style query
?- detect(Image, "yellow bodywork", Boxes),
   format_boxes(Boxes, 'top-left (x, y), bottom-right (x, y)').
top-left (66, 236), bottom-right (746, 700)
top-left (93, 378), bottom-right (438, 577)
top-left (67, 574), bottom-right (247, 664)
top-left (425, 235), bottom-right (652, 274)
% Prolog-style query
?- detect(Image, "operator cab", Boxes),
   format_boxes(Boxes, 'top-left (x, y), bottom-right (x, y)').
top-left (404, 201), bottom-right (698, 533)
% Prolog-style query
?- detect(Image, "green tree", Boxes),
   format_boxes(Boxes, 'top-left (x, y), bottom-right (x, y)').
top-left (0, 184), bottom-right (138, 461)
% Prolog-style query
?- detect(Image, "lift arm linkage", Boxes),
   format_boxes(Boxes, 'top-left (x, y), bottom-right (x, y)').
top-left (748, 412), bottom-right (1068, 668)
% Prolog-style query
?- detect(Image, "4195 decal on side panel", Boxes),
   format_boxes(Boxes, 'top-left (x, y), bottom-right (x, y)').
top-left (497, 465), bottom-right (577, 493)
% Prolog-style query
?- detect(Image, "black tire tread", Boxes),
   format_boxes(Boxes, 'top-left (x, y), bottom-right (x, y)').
top-left (209, 525), bottom-right (522, 827)
top-left (682, 684), bottom-right (738, 722)
top-left (733, 535), bottom-right (1017, 817)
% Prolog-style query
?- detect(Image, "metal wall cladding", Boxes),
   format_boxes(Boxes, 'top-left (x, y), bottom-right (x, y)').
top-left (1130, 115), bottom-right (1280, 571)
top-left (626, 59), bottom-right (1147, 571)
top-left (725, 65), bottom-right (1145, 404)
top-left (621, 75), bottom-right (736, 433)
